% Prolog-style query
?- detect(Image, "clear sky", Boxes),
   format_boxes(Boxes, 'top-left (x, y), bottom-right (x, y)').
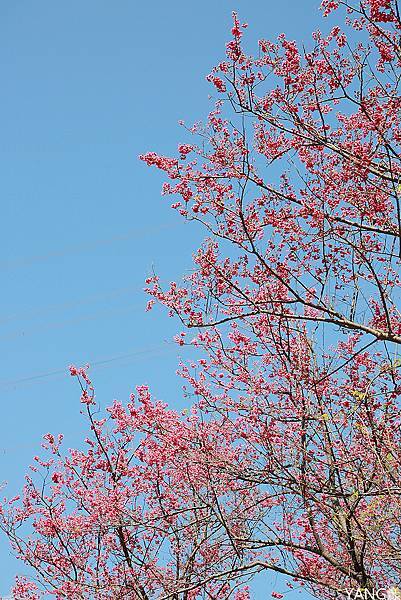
top-left (0, 1), bottom-right (326, 597)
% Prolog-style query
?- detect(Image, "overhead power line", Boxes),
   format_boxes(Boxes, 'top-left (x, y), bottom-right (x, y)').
top-left (0, 342), bottom-right (187, 390)
top-left (1, 220), bottom-right (179, 271)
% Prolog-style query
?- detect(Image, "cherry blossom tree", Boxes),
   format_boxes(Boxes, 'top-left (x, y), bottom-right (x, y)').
top-left (3, 1), bottom-right (401, 598)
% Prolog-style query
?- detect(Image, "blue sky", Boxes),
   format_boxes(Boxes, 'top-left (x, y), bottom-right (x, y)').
top-left (0, 1), bottom-right (325, 596)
